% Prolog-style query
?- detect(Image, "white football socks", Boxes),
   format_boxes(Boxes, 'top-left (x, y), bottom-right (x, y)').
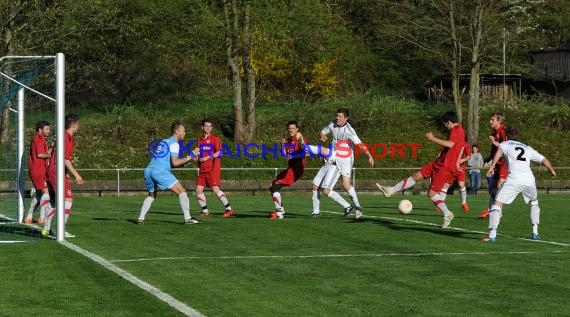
top-left (197, 193), bottom-right (208, 212)
top-left (312, 190), bottom-right (320, 214)
top-left (459, 187), bottom-right (467, 204)
top-left (488, 205), bottom-right (502, 239)
top-left (179, 192), bottom-right (191, 220)
top-left (347, 186), bottom-right (361, 208)
top-left (272, 192), bottom-right (283, 212)
top-left (138, 196), bottom-right (155, 220)
top-left (216, 190), bottom-right (231, 210)
top-left (391, 176), bottom-right (416, 193)
top-left (530, 202), bottom-right (540, 235)
top-left (327, 190), bottom-right (350, 208)
top-left (430, 193), bottom-right (451, 216)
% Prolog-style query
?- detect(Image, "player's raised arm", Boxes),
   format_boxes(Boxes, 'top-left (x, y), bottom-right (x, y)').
top-left (426, 131), bottom-right (455, 148)
top-left (170, 141), bottom-right (193, 167)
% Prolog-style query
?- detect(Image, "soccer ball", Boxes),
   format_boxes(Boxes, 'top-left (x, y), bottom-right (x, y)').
top-left (398, 199), bottom-right (413, 214)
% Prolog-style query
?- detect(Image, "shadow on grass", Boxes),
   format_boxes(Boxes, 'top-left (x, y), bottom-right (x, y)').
top-left (346, 216), bottom-right (473, 239)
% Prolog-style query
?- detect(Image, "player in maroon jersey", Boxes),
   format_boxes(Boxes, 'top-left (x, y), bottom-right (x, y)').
top-left (478, 112), bottom-right (508, 219)
top-left (25, 121), bottom-right (52, 224)
top-left (269, 121), bottom-right (308, 220)
top-left (195, 119), bottom-right (235, 217)
top-left (42, 114), bottom-right (83, 237)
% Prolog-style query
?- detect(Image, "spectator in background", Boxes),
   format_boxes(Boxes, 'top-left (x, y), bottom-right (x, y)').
top-left (467, 144), bottom-right (484, 195)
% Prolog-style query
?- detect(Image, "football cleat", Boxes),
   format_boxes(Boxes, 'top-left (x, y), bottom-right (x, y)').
top-left (200, 211), bottom-right (211, 217)
top-left (355, 206), bottom-right (363, 219)
top-left (137, 218), bottom-right (144, 225)
top-left (478, 209), bottom-right (490, 219)
top-left (184, 218), bottom-right (202, 224)
top-left (480, 236), bottom-right (496, 243)
top-left (531, 233), bottom-right (540, 241)
top-left (343, 205), bottom-right (355, 217)
top-left (222, 210), bottom-right (234, 218)
top-left (462, 203), bottom-right (471, 212)
top-left (375, 183), bottom-right (393, 198)
top-left (269, 212), bottom-right (283, 220)
top-left (441, 212), bottom-right (454, 229)
top-left (311, 212), bottom-right (320, 218)
top-left (24, 217), bottom-right (33, 224)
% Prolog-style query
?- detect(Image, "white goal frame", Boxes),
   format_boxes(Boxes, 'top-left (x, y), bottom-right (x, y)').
top-left (0, 53), bottom-right (67, 241)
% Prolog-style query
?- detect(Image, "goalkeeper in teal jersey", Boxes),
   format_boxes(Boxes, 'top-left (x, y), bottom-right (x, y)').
top-left (137, 121), bottom-right (201, 224)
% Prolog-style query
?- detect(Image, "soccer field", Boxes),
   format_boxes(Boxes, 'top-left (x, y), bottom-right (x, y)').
top-left (1, 193), bottom-right (569, 316)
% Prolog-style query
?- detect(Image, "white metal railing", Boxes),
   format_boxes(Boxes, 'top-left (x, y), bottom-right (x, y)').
top-left (2, 166), bottom-right (569, 196)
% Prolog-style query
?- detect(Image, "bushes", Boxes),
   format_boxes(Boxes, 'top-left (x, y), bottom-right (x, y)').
top-left (65, 94), bottom-right (568, 180)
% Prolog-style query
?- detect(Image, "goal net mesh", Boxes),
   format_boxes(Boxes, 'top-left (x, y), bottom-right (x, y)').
top-left (0, 56), bottom-right (56, 240)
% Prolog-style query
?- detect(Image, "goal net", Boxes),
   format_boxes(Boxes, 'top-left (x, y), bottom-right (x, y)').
top-left (0, 54), bottom-right (66, 241)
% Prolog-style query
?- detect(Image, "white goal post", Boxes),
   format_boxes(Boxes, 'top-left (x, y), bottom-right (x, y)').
top-left (0, 53), bottom-right (66, 241)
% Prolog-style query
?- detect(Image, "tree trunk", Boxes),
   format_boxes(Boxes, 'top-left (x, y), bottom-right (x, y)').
top-left (0, 1), bottom-right (20, 145)
top-left (467, 0), bottom-right (484, 144)
top-left (449, 1), bottom-right (462, 121)
top-left (467, 63), bottom-right (480, 144)
top-left (242, 0), bottom-right (255, 143)
top-left (223, 0), bottom-right (256, 144)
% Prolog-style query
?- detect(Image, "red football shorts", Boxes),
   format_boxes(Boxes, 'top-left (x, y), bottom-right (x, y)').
top-left (452, 166), bottom-right (466, 182)
top-left (48, 173), bottom-right (73, 199)
top-left (419, 161), bottom-right (435, 179)
top-left (30, 172), bottom-right (48, 191)
top-left (430, 168), bottom-right (454, 193)
top-left (275, 167), bottom-right (304, 186)
top-left (197, 170), bottom-right (221, 188)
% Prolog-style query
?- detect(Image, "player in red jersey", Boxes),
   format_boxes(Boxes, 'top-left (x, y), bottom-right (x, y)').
top-left (426, 111), bottom-right (465, 228)
top-left (438, 140), bottom-right (471, 213)
top-left (25, 121), bottom-right (52, 224)
top-left (42, 114), bottom-right (83, 237)
top-left (195, 119), bottom-right (234, 217)
top-left (378, 111), bottom-right (464, 228)
top-left (478, 112), bottom-right (508, 219)
top-left (269, 121), bottom-right (307, 220)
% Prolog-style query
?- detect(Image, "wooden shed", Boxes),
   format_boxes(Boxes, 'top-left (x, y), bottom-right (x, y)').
top-left (424, 73), bottom-right (523, 101)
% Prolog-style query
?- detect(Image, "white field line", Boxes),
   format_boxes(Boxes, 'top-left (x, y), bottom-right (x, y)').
top-left (0, 213), bottom-right (67, 240)
top-left (60, 241), bottom-right (205, 317)
top-left (0, 240), bottom-right (27, 243)
top-left (323, 210), bottom-right (570, 247)
top-left (110, 250), bottom-right (568, 263)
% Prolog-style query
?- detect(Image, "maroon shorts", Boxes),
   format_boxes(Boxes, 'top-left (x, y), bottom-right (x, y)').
top-left (275, 167), bottom-right (304, 186)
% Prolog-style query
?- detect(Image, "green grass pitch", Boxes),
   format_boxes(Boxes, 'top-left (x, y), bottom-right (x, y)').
top-left (1, 192), bottom-right (569, 316)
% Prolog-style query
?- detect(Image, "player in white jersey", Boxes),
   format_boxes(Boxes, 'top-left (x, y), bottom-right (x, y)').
top-left (311, 108), bottom-right (374, 219)
top-left (482, 127), bottom-right (556, 242)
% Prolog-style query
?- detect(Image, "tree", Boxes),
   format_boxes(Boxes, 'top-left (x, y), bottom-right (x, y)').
top-left (464, 0), bottom-right (524, 144)
top-left (0, 0), bottom-right (35, 144)
top-left (223, 0), bottom-right (256, 143)
top-left (377, 0), bottom-right (466, 120)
